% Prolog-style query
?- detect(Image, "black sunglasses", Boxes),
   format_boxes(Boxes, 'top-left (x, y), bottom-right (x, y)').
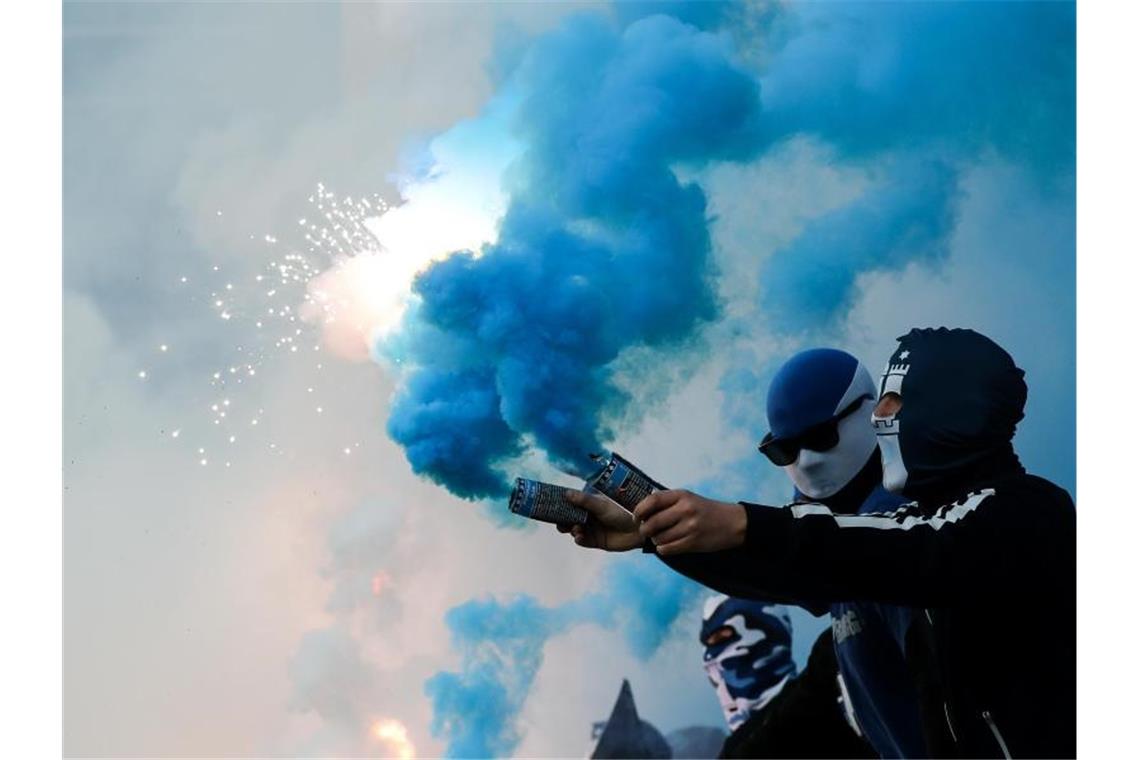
top-left (758, 394), bottom-right (872, 466)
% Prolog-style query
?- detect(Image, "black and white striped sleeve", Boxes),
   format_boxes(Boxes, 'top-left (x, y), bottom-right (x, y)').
top-left (730, 489), bottom-right (1019, 607)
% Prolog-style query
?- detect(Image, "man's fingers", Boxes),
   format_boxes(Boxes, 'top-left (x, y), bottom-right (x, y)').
top-left (633, 489), bottom-right (683, 522)
top-left (655, 536), bottom-right (693, 556)
top-left (570, 525), bottom-right (596, 548)
top-left (556, 522), bottom-right (573, 534)
top-left (647, 519), bottom-right (692, 547)
top-left (639, 507), bottom-right (683, 539)
top-left (565, 489), bottom-right (614, 516)
top-left (632, 491), bottom-right (664, 521)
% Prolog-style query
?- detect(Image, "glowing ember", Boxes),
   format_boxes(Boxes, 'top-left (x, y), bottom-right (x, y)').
top-left (161, 185), bottom-right (393, 468)
top-left (370, 570), bottom-right (392, 597)
top-left (372, 719), bottom-right (415, 759)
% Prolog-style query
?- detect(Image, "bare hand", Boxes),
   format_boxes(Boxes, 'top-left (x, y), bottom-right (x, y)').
top-left (558, 490), bottom-right (643, 552)
top-left (632, 489), bottom-right (748, 556)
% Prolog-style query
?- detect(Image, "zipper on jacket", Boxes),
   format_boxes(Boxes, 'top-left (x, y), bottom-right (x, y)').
top-left (982, 710), bottom-right (1012, 759)
top-left (835, 672), bottom-right (865, 738)
top-left (943, 702), bottom-right (958, 744)
top-left (926, 608), bottom-right (959, 749)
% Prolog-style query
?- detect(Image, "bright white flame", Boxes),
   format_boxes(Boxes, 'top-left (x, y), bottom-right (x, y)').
top-left (302, 102), bottom-right (519, 361)
top-left (169, 98), bottom-right (521, 469)
top-left (301, 177), bottom-right (506, 360)
top-left (372, 718), bottom-right (415, 759)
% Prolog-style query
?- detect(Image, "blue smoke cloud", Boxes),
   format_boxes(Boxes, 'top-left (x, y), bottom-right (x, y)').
top-left (745, 0), bottom-right (1074, 339)
top-left (611, 0), bottom-right (737, 31)
top-left (386, 1), bottom-right (1075, 497)
top-left (385, 364), bottom-right (523, 500)
top-left (426, 559), bottom-right (702, 757)
top-left (424, 595), bottom-right (561, 759)
top-left (385, 12), bottom-right (764, 498)
top-left (759, 158), bottom-right (960, 333)
top-left (759, 1), bottom-right (1075, 175)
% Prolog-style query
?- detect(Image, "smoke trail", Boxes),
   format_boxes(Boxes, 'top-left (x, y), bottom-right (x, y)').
top-left (322, 500), bottom-right (403, 617)
top-left (758, 158), bottom-right (960, 334)
top-left (384, 12), bottom-right (764, 499)
top-left (610, 0), bottom-right (738, 31)
top-left (289, 627), bottom-right (378, 739)
top-left (285, 500), bottom-right (408, 755)
top-left (424, 596), bottom-right (560, 759)
top-left (743, 0), bottom-right (1074, 339)
top-left (425, 559), bottom-right (701, 757)
top-left (758, 1), bottom-right (1075, 174)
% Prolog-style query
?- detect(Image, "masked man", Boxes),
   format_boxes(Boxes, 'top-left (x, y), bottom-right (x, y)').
top-left (565, 328), bottom-right (1075, 758)
top-left (700, 595), bottom-right (872, 758)
top-left (757, 347), bottom-right (927, 758)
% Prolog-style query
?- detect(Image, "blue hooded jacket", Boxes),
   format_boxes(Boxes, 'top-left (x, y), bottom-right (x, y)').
top-left (768, 349), bottom-right (926, 756)
top-left (827, 480), bottom-right (927, 758)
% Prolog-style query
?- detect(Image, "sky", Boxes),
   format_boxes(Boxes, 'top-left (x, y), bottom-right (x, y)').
top-left (63, 2), bottom-right (1074, 757)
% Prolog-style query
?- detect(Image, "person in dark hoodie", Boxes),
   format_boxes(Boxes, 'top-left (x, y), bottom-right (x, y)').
top-left (564, 328), bottom-right (1076, 758)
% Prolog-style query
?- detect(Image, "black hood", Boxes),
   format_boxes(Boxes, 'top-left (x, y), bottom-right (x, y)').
top-left (882, 327), bottom-right (1027, 502)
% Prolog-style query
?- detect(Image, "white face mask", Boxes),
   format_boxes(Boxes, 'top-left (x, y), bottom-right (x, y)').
top-left (785, 396), bottom-right (877, 499)
top-left (872, 410), bottom-right (908, 493)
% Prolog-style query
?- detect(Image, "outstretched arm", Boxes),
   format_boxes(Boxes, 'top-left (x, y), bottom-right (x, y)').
top-left (562, 484), bottom-right (1063, 608)
top-left (649, 487), bottom-right (1047, 608)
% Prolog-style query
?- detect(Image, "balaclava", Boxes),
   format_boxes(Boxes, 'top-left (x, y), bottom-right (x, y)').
top-left (701, 595), bottom-right (797, 732)
top-left (766, 348), bottom-right (878, 499)
top-left (873, 327), bottom-right (1027, 499)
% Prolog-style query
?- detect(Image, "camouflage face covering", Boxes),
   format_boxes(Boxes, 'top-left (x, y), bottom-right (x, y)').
top-left (700, 595), bottom-right (798, 732)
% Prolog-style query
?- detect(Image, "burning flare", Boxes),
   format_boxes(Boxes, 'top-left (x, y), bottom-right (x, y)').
top-left (372, 718), bottom-right (415, 759)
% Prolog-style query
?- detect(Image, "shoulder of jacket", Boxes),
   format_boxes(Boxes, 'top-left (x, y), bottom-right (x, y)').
top-left (983, 474), bottom-right (1074, 512)
top-left (1020, 473), bottom-right (1074, 503)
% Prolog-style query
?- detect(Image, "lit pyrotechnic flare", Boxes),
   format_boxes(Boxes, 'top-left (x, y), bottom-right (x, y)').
top-left (301, 151), bottom-right (511, 361)
top-left (165, 90), bottom-right (516, 470)
top-left (372, 718), bottom-right (415, 759)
